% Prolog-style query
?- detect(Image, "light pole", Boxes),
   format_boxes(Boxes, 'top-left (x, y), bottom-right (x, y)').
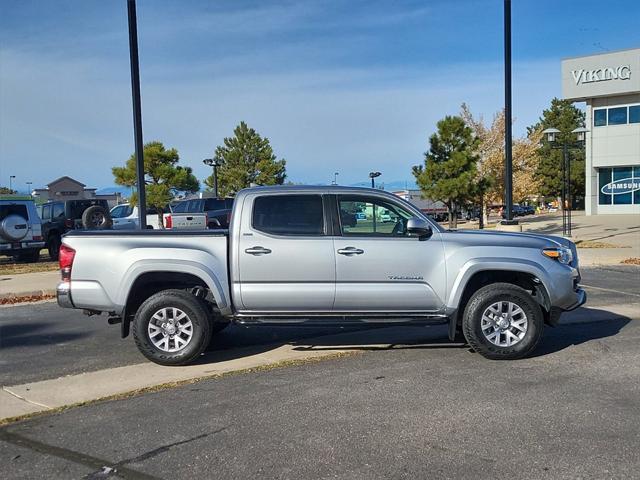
top-left (127, 0), bottom-right (147, 229)
top-left (203, 158), bottom-right (222, 198)
top-left (542, 127), bottom-right (588, 237)
top-left (332, 172), bottom-right (339, 185)
top-left (26, 181), bottom-right (32, 195)
top-left (502, 0), bottom-right (515, 225)
top-left (369, 171), bottom-right (381, 189)
top-left (9, 175), bottom-right (15, 192)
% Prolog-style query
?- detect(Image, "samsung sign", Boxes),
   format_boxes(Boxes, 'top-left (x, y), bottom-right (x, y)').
top-left (601, 178), bottom-right (640, 195)
top-left (571, 65), bottom-right (631, 85)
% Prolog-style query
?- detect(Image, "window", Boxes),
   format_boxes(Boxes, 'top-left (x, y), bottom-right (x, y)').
top-left (42, 204), bottom-right (52, 220)
top-left (629, 105), bottom-right (640, 124)
top-left (52, 203), bottom-right (65, 218)
top-left (593, 109), bottom-right (607, 127)
top-left (110, 205), bottom-right (133, 219)
top-left (252, 195), bottom-right (324, 235)
top-left (608, 107), bottom-right (627, 125)
top-left (613, 167), bottom-right (633, 205)
top-left (338, 196), bottom-right (413, 236)
top-left (204, 198), bottom-right (234, 211)
top-left (171, 201), bottom-right (188, 213)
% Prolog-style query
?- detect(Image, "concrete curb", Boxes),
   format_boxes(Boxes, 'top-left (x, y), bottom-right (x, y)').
top-left (0, 289), bottom-right (55, 300)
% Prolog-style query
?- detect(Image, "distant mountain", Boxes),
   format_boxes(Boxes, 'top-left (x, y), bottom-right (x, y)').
top-left (348, 180), bottom-right (418, 191)
top-left (96, 186), bottom-right (134, 196)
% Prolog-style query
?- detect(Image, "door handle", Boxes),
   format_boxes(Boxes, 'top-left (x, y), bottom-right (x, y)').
top-left (245, 246), bottom-right (272, 255)
top-left (337, 247), bottom-right (364, 256)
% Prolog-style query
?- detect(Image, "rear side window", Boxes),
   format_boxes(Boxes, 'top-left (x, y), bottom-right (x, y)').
top-left (204, 198), bottom-right (234, 210)
top-left (42, 204), bottom-right (52, 220)
top-left (171, 201), bottom-right (188, 213)
top-left (252, 195), bottom-right (324, 236)
top-left (0, 204), bottom-right (29, 221)
top-left (53, 203), bottom-right (65, 218)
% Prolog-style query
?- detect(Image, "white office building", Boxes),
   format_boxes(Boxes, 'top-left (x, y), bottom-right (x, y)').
top-left (562, 48), bottom-right (640, 215)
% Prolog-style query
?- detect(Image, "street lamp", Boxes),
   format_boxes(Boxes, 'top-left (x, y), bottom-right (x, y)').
top-left (369, 171), bottom-right (381, 189)
top-left (332, 172), bottom-right (339, 185)
top-left (9, 175), bottom-right (16, 192)
top-left (203, 158), bottom-right (222, 198)
top-left (542, 126), bottom-right (588, 237)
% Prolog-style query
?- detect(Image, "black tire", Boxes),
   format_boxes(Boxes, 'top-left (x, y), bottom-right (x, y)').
top-left (132, 289), bottom-right (213, 366)
top-left (48, 236), bottom-right (61, 261)
top-left (462, 282), bottom-right (543, 360)
top-left (82, 205), bottom-right (113, 230)
top-left (14, 249), bottom-right (41, 263)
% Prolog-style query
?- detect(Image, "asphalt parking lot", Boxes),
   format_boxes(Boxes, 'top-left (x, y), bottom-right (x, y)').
top-left (1, 266), bottom-right (639, 479)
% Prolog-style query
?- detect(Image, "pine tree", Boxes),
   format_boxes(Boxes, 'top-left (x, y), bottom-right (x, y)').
top-left (528, 98), bottom-right (585, 203)
top-left (412, 115), bottom-right (480, 229)
top-left (113, 141), bottom-right (199, 227)
top-left (206, 122), bottom-right (286, 196)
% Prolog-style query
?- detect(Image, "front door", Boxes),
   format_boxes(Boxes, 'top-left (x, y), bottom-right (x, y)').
top-left (237, 193), bottom-right (335, 312)
top-left (333, 194), bottom-right (446, 313)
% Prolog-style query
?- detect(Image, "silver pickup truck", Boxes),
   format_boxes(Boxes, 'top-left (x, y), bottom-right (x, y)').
top-left (57, 186), bottom-right (586, 365)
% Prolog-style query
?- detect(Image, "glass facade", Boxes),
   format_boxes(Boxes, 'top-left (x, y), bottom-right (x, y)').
top-left (598, 167), bottom-right (640, 205)
top-left (594, 105), bottom-right (640, 126)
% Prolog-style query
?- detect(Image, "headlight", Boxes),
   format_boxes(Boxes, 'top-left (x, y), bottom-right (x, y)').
top-left (542, 247), bottom-right (573, 265)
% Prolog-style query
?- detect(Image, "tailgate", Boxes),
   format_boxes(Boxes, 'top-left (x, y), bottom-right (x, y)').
top-left (169, 213), bottom-right (208, 230)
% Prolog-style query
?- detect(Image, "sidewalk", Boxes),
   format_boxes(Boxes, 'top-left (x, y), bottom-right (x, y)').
top-left (0, 271), bottom-right (59, 300)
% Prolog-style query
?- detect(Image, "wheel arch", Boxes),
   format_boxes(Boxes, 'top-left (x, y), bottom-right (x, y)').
top-left (447, 260), bottom-right (552, 341)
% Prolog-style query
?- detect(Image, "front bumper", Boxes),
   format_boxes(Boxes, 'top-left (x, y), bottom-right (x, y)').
top-left (56, 282), bottom-right (74, 308)
top-left (562, 287), bottom-right (587, 312)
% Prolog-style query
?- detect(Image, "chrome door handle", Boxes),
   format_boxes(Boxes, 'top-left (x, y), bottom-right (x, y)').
top-left (337, 247), bottom-right (364, 256)
top-left (245, 246), bottom-right (272, 255)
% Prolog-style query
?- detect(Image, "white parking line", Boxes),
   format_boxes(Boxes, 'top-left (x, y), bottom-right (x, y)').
top-left (581, 284), bottom-right (640, 298)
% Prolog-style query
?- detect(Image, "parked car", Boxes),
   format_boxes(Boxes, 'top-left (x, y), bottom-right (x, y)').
top-left (57, 186), bottom-right (585, 366)
top-left (40, 199), bottom-right (112, 260)
top-left (522, 205), bottom-right (536, 216)
top-left (168, 197), bottom-right (234, 229)
top-left (501, 205), bottom-right (526, 219)
top-left (0, 195), bottom-right (45, 262)
top-left (110, 204), bottom-right (166, 230)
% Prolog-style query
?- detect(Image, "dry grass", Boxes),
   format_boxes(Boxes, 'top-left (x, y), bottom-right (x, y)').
top-left (575, 240), bottom-right (629, 249)
top-left (0, 293), bottom-right (56, 305)
top-left (0, 250), bottom-right (58, 275)
top-left (621, 258), bottom-right (640, 265)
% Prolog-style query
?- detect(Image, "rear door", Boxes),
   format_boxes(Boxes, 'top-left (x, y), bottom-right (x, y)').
top-left (237, 193), bottom-right (335, 312)
top-left (333, 194), bottom-right (446, 313)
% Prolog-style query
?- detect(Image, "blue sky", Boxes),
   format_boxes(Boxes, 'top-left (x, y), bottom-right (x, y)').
top-left (1, 0), bottom-right (639, 192)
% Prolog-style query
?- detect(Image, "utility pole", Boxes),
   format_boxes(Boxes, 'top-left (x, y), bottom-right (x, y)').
top-left (127, 0), bottom-right (147, 229)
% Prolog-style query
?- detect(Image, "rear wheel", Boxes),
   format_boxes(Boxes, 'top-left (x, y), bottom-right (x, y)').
top-left (48, 236), bottom-right (61, 261)
top-left (132, 289), bottom-right (212, 366)
top-left (14, 249), bottom-right (41, 263)
top-left (462, 282), bottom-right (543, 360)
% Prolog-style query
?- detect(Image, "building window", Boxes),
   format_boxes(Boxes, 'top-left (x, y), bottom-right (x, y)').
top-left (599, 166), bottom-right (640, 206)
top-left (607, 107), bottom-right (628, 125)
top-left (593, 109), bottom-right (607, 127)
top-left (629, 105), bottom-right (640, 124)
top-left (598, 168), bottom-right (612, 205)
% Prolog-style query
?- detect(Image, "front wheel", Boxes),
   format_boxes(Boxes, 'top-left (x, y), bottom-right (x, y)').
top-left (462, 282), bottom-right (544, 360)
top-left (132, 289), bottom-right (212, 366)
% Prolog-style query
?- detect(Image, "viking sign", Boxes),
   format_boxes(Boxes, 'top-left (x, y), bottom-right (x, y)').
top-left (601, 178), bottom-right (640, 195)
top-left (572, 65), bottom-right (631, 85)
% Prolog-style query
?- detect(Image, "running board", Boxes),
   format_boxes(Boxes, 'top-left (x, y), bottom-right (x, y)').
top-left (233, 314), bottom-right (449, 327)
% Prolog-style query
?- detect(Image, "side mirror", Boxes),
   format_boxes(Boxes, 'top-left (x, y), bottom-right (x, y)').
top-left (406, 217), bottom-right (433, 240)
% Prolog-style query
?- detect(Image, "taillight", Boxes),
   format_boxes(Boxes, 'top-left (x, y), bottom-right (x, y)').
top-left (33, 235), bottom-right (43, 241)
top-left (226, 212), bottom-right (231, 226)
top-left (205, 213), bottom-right (209, 228)
top-left (65, 219), bottom-right (73, 229)
top-left (59, 244), bottom-right (76, 282)
top-left (164, 214), bottom-right (172, 229)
